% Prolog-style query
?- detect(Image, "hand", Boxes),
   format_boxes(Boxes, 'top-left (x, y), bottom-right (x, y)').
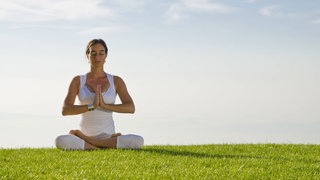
top-left (98, 85), bottom-right (106, 107)
top-left (93, 84), bottom-right (101, 108)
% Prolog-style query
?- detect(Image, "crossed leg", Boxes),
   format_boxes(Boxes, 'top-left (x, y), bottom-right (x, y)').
top-left (69, 130), bottom-right (121, 150)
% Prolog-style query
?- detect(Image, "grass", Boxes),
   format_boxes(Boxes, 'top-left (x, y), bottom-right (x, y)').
top-left (0, 144), bottom-right (319, 179)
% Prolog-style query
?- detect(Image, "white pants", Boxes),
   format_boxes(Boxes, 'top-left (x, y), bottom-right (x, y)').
top-left (55, 133), bottom-right (144, 150)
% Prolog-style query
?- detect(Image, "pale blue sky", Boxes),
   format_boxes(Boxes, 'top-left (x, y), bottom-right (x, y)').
top-left (0, 0), bottom-right (319, 148)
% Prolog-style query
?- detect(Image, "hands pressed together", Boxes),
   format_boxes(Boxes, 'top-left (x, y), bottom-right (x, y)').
top-left (93, 84), bottom-right (106, 109)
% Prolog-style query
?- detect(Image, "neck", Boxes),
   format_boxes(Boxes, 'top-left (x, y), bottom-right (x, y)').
top-left (89, 67), bottom-right (105, 78)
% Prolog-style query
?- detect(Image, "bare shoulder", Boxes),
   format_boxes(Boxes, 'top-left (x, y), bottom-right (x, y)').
top-left (113, 75), bottom-right (124, 83)
top-left (113, 75), bottom-right (127, 90)
top-left (71, 75), bottom-right (80, 85)
top-left (69, 75), bottom-right (81, 91)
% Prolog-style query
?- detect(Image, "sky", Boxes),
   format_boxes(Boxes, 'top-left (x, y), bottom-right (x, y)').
top-left (0, 0), bottom-right (319, 148)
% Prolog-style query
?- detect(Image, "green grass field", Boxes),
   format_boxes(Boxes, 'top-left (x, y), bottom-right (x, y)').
top-left (1, 144), bottom-right (319, 179)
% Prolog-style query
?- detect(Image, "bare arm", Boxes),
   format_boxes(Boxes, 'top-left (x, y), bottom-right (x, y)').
top-left (100, 76), bottom-right (135, 113)
top-left (62, 76), bottom-right (91, 116)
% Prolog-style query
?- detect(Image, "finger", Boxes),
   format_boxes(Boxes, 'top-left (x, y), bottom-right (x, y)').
top-left (99, 88), bottom-right (103, 98)
top-left (95, 94), bottom-right (100, 107)
top-left (93, 89), bottom-right (99, 107)
top-left (99, 88), bottom-right (104, 105)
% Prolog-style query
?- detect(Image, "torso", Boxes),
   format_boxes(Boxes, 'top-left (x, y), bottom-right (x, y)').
top-left (77, 72), bottom-right (117, 136)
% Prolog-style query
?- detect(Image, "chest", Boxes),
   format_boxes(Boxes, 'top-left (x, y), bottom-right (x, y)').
top-left (85, 77), bottom-right (110, 93)
top-left (78, 74), bottom-right (116, 104)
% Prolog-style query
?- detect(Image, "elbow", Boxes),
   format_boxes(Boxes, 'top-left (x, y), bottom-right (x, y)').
top-left (62, 106), bottom-right (69, 116)
top-left (62, 110), bottom-right (67, 116)
top-left (124, 102), bottom-right (135, 114)
top-left (130, 104), bottom-right (135, 114)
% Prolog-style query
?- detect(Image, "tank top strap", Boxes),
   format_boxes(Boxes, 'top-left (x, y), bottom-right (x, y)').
top-left (106, 73), bottom-right (115, 91)
top-left (79, 74), bottom-right (87, 88)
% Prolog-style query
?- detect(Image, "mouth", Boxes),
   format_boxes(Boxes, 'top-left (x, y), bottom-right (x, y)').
top-left (94, 61), bottom-right (103, 63)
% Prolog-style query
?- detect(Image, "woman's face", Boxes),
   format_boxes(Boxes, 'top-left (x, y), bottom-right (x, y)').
top-left (87, 43), bottom-right (107, 66)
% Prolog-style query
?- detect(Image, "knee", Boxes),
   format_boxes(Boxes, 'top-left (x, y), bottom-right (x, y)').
top-left (55, 135), bottom-right (70, 150)
top-left (55, 135), bottom-right (85, 150)
top-left (132, 135), bottom-right (144, 149)
top-left (117, 134), bottom-right (144, 149)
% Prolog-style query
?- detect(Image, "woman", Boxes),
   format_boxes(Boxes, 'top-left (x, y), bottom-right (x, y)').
top-left (55, 39), bottom-right (144, 150)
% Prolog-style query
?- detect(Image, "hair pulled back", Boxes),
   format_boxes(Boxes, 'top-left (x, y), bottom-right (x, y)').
top-left (85, 39), bottom-right (108, 56)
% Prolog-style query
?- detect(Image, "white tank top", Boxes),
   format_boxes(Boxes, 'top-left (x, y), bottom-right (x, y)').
top-left (78, 73), bottom-right (117, 136)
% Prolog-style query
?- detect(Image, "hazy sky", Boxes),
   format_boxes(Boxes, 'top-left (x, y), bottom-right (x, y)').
top-left (0, 0), bottom-right (319, 148)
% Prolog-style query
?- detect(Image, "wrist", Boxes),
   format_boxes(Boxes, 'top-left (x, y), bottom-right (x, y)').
top-left (87, 104), bottom-right (95, 111)
top-left (101, 103), bottom-right (108, 110)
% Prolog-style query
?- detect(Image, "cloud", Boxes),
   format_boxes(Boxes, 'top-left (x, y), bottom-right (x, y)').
top-left (165, 0), bottom-right (237, 22)
top-left (77, 26), bottom-right (126, 35)
top-left (0, 0), bottom-right (114, 22)
top-left (244, 0), bottom-right (258, 3)
top-left (311, 10), bottom-right (320, 24)
top-left (259, 5), bottom-right (313, 20)
top-left (8, 23), bottom-right (126, 34)
top-left (259, 6), bottom-right (279, 16)
top-left (109, 0), bottom-right (147, 12)
top-left (311, 18), bottom-right (320, 25)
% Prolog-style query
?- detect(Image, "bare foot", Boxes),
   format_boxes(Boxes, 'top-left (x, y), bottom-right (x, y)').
top-left (111, 133), bottom-right (122, 137)
top-left (69, 129), bottom-right (77, 135)
top-left (69, 129), bottom-right (83, 137)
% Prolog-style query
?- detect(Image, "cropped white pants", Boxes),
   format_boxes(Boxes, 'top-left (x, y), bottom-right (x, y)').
top-left (55, 133), bottom-right (144, 150)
